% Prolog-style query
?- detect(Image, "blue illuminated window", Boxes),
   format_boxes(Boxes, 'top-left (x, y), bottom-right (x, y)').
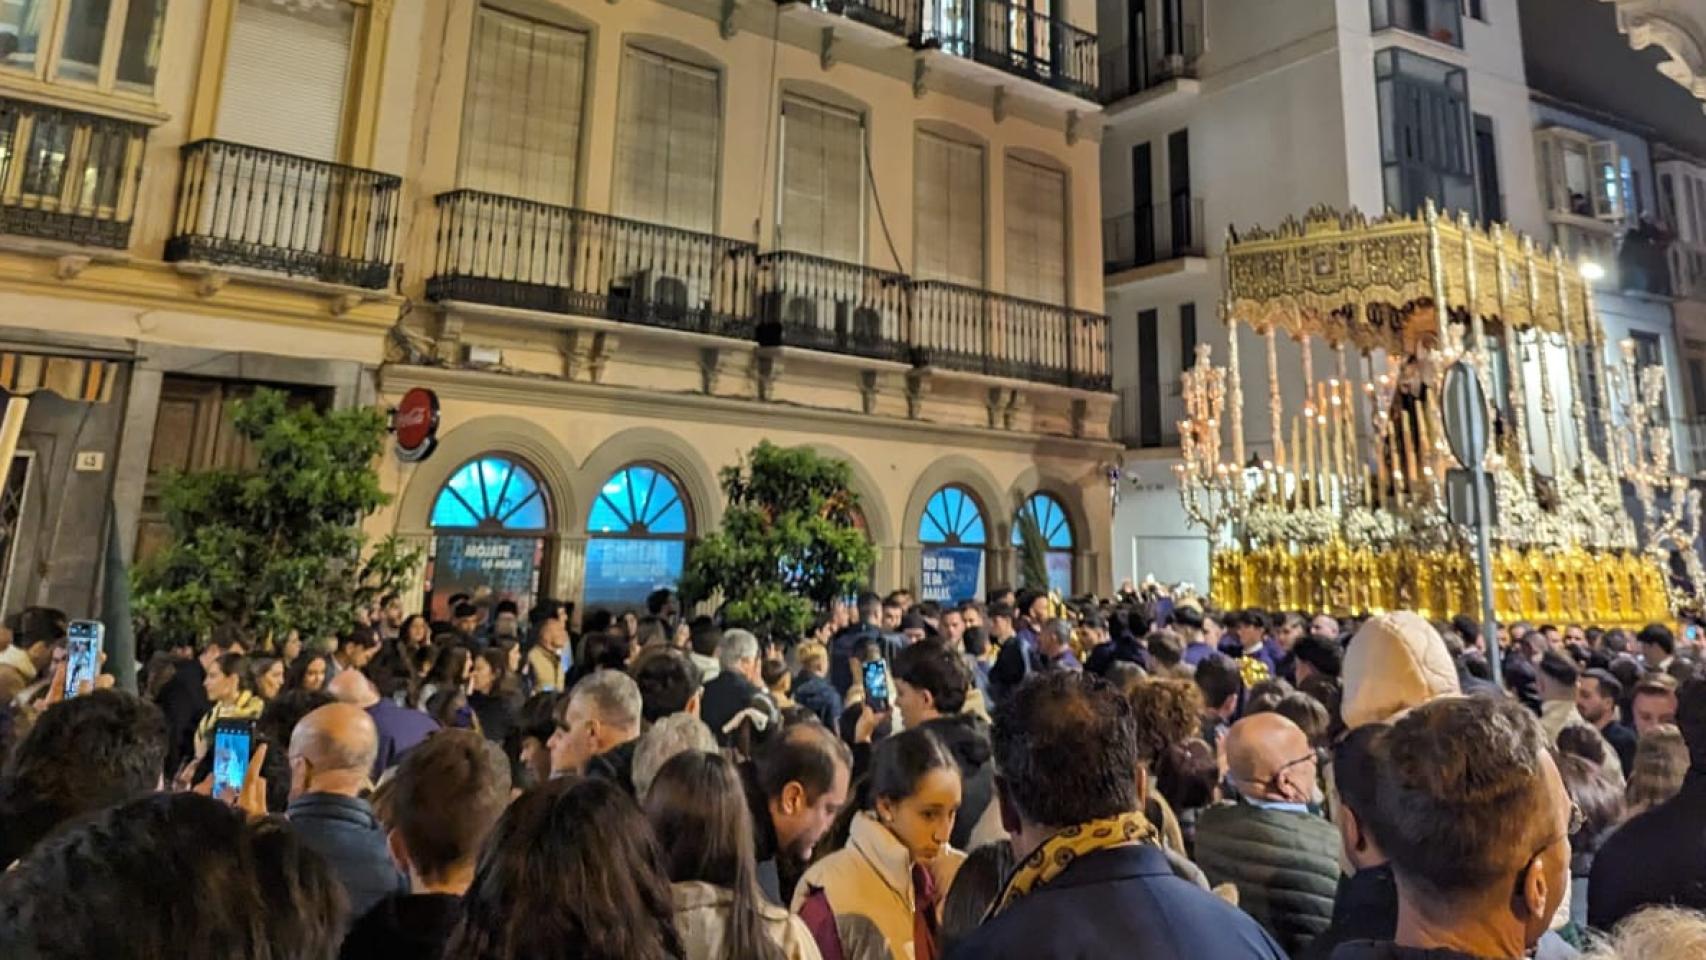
top-left (919, 485), bottom-right (986, 546)
top-left (584, 464), bottom-right (691, 609)
top-left (587, 464), bottom-right (689, 535)
top-left (1012, 493), bottom-right (1074, 549)
top-left (431, 456), bottom-right (549, 531)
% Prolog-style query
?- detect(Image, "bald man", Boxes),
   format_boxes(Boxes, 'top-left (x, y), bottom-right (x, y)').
top-left (286, 702), bottom-right (406, 919)
top-left (1192, 712), bottom-right (1342, 957)
top-left (328, 666), bottom-right (438, 779)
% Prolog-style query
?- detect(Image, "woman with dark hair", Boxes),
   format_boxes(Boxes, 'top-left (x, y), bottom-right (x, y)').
top-left (283, 652), bottom-right (331, 695)
top-left (469, 649), bottom-right (521, 744)
top-left (793, 726), bottom-right (964, 960)
top-left (939, 839), bottom-right (1014, 955)
top-left (444, 776), bottom-right (684, 960)
top-left (248, 656), bottom-right (285, 703)
top-left (192, 653), bottom-right (260, 763)
top-left (645, 751), bottom-right (819, 960)
top-left (420, 645), bottom-right (473, 705)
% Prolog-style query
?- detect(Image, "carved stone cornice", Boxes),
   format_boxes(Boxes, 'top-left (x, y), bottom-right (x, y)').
top-left (1601, 0), bottom-right (1706, 110)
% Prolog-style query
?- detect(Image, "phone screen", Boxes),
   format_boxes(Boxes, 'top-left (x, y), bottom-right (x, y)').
top-left (863, 659), bottom-right (891, 711)
top-left (212, 720), bottom-right (254, 802)
top-left (65, 620), bottom-right (103, 697)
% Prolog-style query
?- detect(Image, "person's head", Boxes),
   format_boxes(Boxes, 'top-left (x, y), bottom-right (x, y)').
top-left (1633, 675), bottom-right (1680, 738)
top-left (644, 751), bottom-right (783, 960)
top-left (987, 601), bottom-right (1016, 641)
top-left (1639, 623), bottom-right (1676, 666)
top-left (868, 727), bottom-right (961, 864)
top-left (0, 793), bottom-right (346, 960)
top-left (1578, 668), bottom-right (1624, 726)
top-left (0, 691), bottom-right (167, 867)
top-left (1556, 753), bottom-right (1622, 859)
top-left (1202, 610), bottom-right (1226, 646)
top-left (452, 601), bottom-right (481, 637)
top-left (536, 616), bottom-right (568, 655)
top-left (1275, 613), bottom-right (1306, 652)
top-left (1331, 723), bottom-right (1391, 871)
top-left (881, 598), bottom-right (904, 632)
top-left (1147, 627), bottom-right (1184, 669)
top-left (1127, 678), bottom-right (1204, 773)
top-left (718, 628), bottom-right (762, 685)
top-left (993, 671), bottom-right (1142, 838)
top-left (327, 665), bottom-right (380, 708)
top-left (285, 653), bottom-right (330, 694)
top-left (939, 839), bottom-right (1015, 955)
top-left (897, 612), bottom-right (927, 645)
top-left (1194, 652), bottom-right (1242, 720)
top-left (1309, 613), bottom-right (1340, 641)
top-left (1038, 618), bottom-right (1073, 660)
top-left (856, 592), bottom-right (882, 627)
top-left (631, 713), bottom-right (718, 798)
top-left (1233, 609), bottom-right (1268, 649)
top-left (630, 646), bottom-right (703, 723)
top-left (1556, 723), bottom-right (1611, 771)
top-left (1291, 634), bottom-right (1343, 685)
top-left (249, 657), bottom-right (285, 701)
top-left (400, 613), bottom-right (431, 647)
top-left (1273, 691), bottom-right (1332, 751)
top-left (287, 702), bottom-right (379, 800)
top-left (1341, 611), bottom-right (1461, 730)
top-left (470, 650), bottom-right (506, 695)
top-left (939, 607), bottom-right (966, 646)
top-left (514, 692), bottom-right (560, 788)
top-left (386, 729), bottom-right (511, 894)
top-left (446, 776), bottom-right (682, 960)
top-left (891, 637), bottom-right (970, 729)
top-left (203, 652), bottom-right (250, 706)
top-left (549, 669), bottom-right (642, 777)
top-left (1224, 712), bottom-right (1319, 805)
top-left (336, 628), bottom-right (382, 670)
top-left (1538, 650), bottom-right (1579, 702)
top-left (756, 721), bottom-right (853, 861)
top-left (1375, 697), bottom-right (1570, 955)
top-left (1580, 906), bottom-right (1706, 960)
top-left (796, 639), bottom-right (829, 679)
top-left (1626, 724), bottom-right (1688, 816)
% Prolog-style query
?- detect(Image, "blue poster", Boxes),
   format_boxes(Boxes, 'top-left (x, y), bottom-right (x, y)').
top-left (584, 539), bottom-right (685, 610)
top-left (1047, 551), bottom-right (1074, 595)
top-left (429, 535), bottom-right (542, 622)
top-left (921, 546), bottom-right (983, 603)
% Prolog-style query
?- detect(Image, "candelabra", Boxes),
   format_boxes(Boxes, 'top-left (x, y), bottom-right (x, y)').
top-left (1175, 344), bottom-right (1249, 546)
top-left (1609, 339), bottom-right (1706, 613)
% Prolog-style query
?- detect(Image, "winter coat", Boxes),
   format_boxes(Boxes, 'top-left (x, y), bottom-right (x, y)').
top-left (1192, 798), bottom-right (1342, 956)
top-left (792, 812), bottom-right (964, 960)
top-left (1589, 769), bottom-right (1706, 930)
top-left (1341, 612), bottom-right (1460, 730)
top-left (672, 880), bottom-right (822, 960)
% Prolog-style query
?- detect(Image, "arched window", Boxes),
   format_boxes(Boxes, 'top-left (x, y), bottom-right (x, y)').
top-left (584, 463), bottom-right (692, 609)
top-left (918, 484), bottom-right (986, 603)
top-left (427, 455), bottom-right (551, 624)
top-left (1013, 492), bottom-right (1075, 594)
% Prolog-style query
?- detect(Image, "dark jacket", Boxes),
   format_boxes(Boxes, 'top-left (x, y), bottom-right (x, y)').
top-left (946, 843), bottom-right (1286, 960)
top-left (367, 699), bottom-right (440, 779)
top-left (700, 670), bottom-right (769, 744)
top-left (156, 658), bottom-right (209, 776)
top-left (1300, 865), bottom-right (1398, 960)
top-left (792, 672), bottom-right (842, 730)
top-left (339, 892), bottom-right (460, 960)
top-left (1330, 944), bottom-right (1505, 960)
top-left (585, 736), bottom-right (641, 797)
top-left (1598, 721), bottom-right (1638, 775)
top-left (918, 713), bottom-right (996, 851)
top-left (1589, 769), bottom-right (1706, 930)
top-left (986, 632), bottom-right (1039, 706)
top-left (1192, 798), bottom-right (1342, 956)
top-left (467, 690), bottom-right (519, 745)
top-left (829, 623), bottom-right (890, 696)
top-left (740, 759), bottom-right (802, 907)
top-left (1085, 635), bottom-right (1149, 677)
top-left (1502, 651), bottom-right (1541, 714)
top-left (286, 792), bottom-right (406, 920)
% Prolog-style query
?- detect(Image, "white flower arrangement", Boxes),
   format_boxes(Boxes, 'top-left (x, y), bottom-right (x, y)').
top-left (1343, 508), bottom-right (1411, 548)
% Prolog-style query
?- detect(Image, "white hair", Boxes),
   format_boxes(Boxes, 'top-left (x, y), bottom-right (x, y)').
top-left (631, 714), bottom-right (718, 798)
top-left (1581, 906), bottom-right (1706, 960)
top-left (568, 669), bottom-right (642, 731)
top-left (718, 628), bottom-right (760, 670)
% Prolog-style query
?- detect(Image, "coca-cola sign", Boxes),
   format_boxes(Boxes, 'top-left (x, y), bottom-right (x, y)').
top-left (393, 387), bottom-right (439, 463)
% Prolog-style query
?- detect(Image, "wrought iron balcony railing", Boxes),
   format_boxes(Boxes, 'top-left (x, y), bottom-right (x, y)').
top-left (910, 279), bottom-right (1111, 390)
top-left (0, 97), bottom-right (147, 249)
top-left (1103, 196), bottom-right (1207, 273)
top-left (1099, 24), bottom-right (1202, 103)
top-left (165, 140), bottom-right (401, 290)
top-left (792, 0), bottom-right (915, 38)
top-left (425, 190), bottom-right (758, 339)
top-left (757, 251), bottom-right (912, 362)
top-left (919, 0), bottom-right (1098, 100)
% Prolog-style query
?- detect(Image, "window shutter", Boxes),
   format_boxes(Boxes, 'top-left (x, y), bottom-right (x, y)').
top-left (458, 6), bottom-right (587, 207)
top-left (779, 95), bottom-right (863, 262)
top-left (216, 0), bottom-right (353, 161)
top-left (915, 130), bottom-right (984, 286)
top-left (612, 46), bottom-right (720, 233)
top-left (1004, 155), bottom-right (1066, 304)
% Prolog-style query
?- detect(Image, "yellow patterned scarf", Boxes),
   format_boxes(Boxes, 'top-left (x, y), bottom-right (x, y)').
top-left (986, 810), bottom-right (1157, 919)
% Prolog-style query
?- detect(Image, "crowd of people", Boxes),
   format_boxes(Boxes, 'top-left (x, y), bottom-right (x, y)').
top-left (2, 583), bottom-right (1706, 959)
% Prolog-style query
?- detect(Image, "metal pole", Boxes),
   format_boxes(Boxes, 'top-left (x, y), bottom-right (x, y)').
top-left (1472, 457), bottom-right (1503, 691)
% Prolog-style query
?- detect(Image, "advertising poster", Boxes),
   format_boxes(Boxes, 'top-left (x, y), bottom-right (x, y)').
top-left (428, 535), bottom-right (542, 621)
top-left (921, 546), bottom-right (984, 603)
top-left (583, 539), bottom-right (685, 609)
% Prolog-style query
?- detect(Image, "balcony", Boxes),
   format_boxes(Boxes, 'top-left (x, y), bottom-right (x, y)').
top-left (1115, 381), bottom-right (1183, 448)
top-left (1103, 197), bottom-right (1207, 274)
top-left (425, 190), bottom-right (757, 340)
top-left (1100, 24), bottom-right (1202, 106)
top-left (424, 190), bottom-right (1112, 392)
top-left (782, 0), bottom-right (915, 42)
top-left (919, 0), bottom-right (1099, 103)
top-left (1371, 0), bottom-right (1462, 48)
top-left (165, 140), bottom-right (401, 290)
top-left (757, 251), bottom-right (912, 363)
top-left (0, 97), bottom-right (147, 250)
top-left (1671, 242), bottom-right (1706, 301)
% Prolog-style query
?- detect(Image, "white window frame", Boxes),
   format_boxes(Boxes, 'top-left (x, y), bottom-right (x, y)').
top-left (1536, 127), bottom-right (1627, 225)
top-left (0, 0), bottom-right (171, 95)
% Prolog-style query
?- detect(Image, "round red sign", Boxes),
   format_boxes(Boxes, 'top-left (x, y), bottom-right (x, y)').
top-left (394, 387), bottom-right (439, 462)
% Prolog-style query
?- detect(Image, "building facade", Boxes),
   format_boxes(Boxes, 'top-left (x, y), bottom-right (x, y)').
top-left (0, 0), bottom-right (1117, 624)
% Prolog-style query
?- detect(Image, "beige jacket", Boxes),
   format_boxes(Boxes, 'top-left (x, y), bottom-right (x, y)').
top-left (672, 881), bottom-right (821, 960)
top-left (792, 812), bottom-right (965, 960)
top-left (526, 644), bottom-right (567, 692)
top-left (1341, 611), bottom-right (1461, 729)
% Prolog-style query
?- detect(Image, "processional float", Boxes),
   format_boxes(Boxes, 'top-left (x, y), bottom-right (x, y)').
top-left (1176, 200), bottom-right (1693, 627)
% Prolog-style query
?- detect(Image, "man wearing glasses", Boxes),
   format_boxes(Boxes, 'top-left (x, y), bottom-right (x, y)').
top-left (1194, 712), bottom-right (1341, 958)
top-left (1331, 697), bottom-right (1575, 960)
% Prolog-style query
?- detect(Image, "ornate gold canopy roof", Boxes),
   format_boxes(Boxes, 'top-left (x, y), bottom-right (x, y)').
top-left (1224, 202), bottom-right (1596, 354)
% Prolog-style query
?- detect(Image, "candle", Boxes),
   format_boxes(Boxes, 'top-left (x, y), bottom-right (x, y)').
top-left (1290, 417), bottom-right (1303, 509)
top-left (1305, 406), bottom-right (1318, 508)
top-left (1330, 381), bottom-right (1344, 506)
top-left (1394, 409), bottom-right (1412, 507)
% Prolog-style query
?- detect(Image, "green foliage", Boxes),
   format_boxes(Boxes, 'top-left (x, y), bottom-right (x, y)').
top-left (681, 442), bottom-right (875, 643)
top-left (1017, 508), bottom-right (1051, 592)
top-left (133, 389), bottom-right (420, 651)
